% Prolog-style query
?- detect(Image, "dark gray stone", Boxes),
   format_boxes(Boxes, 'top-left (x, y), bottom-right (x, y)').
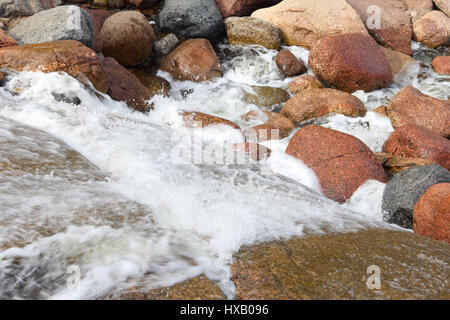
top-left (156, 0), bottom-right (224, 45)
top-left (9, 5), bottom-right (95, 48)
top-left (382, 164), bottom-right (450, 229)
top-left (0, 0), bottom-right (43, 18)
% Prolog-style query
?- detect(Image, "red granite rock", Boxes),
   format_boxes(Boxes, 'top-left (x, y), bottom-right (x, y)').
top-left (308, 32), bottom-right (393, 92)
top-left (286, 125), bottom-right (387, 202)
top-left (383, 124), bottom-right (450, 170)
top-left (413, 183), bottom-right (450, 243)
top-left (387, 86), bottom-right (450, 138)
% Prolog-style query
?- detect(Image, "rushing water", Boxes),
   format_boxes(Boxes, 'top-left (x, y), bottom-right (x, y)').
top-left (0, 41), bottom-right (448, 299)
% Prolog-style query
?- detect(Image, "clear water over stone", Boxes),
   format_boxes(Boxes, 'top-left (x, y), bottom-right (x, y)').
top-left (0, 42), bottom-right (448, 299)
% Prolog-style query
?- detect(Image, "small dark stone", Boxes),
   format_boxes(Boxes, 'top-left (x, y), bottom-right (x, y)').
top-left (156, 0), bottom-right (225, 45)
top-left (382, 164), bottom-right (450, 229)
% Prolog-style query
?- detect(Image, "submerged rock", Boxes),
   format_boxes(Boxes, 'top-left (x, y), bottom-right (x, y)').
top-left (245, 123), bottom-right (290, 141)
top-left (9, 5), bottom-right (95, 48)
top-left (243, 85), bottom-right (290, 108)
top-left (413, 183), bottom-right (450, 243)
top-left (281, 88), bottom-right (367, 125)
top-left (308, 32), bottom-right (393, 92)
top-left (101, 57), bottom-right (151, 112)
top-left (129, 69), bottom-right (171, 98)
top-left (413, 10), bottom-right (450, 48)
top-left (228, 142), bottom-right (271, 161)
top-left (242, 109), bottom-right (295, 134)
top-left (382, 124), bottom-right (450, 170)
top-left (102, 275), bottom-right (226, 300)
top-left (251, 0), bottom-right (367, 48)
top-left (286, 125), bottom-right (387, 203)
top-left (0, 40), bottom-right (109, 93)
top-left (157, 0), bottom-right (224, 45)
top-left (101, 11), bottom-right (155, 67)
top-left (181, 111), bottom-right (240, 130)
top-left (0, 0), bottom-right (43, 18)
top-left (224, 16), bottom-right (281, 50)
top-left (382, 164), bottom-right (450, 229)
top-left (387, 86), bottom-right (450, 138)
top-left (160, 38), bottom-right (222, 82)
top-left (232, 229), bottom-right (450, 299)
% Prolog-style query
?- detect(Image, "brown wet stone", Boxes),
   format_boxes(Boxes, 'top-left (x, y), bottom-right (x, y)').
top-left (102, 275), bottom-right (226, 300)
top-left (387, 86), bottom-right (450, 138)
top-left (232, 229), bottom-right (450, 299)
top-left (0, 40), bottom-right (109, 93)
top-left (243, 85), bottom-right (290, 108)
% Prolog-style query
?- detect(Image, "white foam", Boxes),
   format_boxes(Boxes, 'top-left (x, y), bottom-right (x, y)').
top-left (0, 41), bottom-right (447, 299)
top-left (345, 180), bottom-right (387, 222)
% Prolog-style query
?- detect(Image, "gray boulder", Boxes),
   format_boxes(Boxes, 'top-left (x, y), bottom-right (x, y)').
top-left (9, 5), bottom-right (95, 48)
top-left (382, 164), bottom-right (450, 229)
top-left (157, 0), bottom-right (224, 45)
top-left (0, 0), bottom-right (43, 18)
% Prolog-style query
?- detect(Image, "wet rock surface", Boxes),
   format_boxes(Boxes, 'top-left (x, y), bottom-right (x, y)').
top-left (0, 40), bottom-right (109, 93)
top-left (101, 57), bottom-right (151, 112)
top-left (232, 229), bottom-right (450, 299)
top-left (160, 38), bottom-right (222, 82)
top-left (102, 275), bottom-right (226, 300)
top-left (281, 88), bottom-right (367, 125)
top-left (243, 85), bottom-right (290, 108)
top-left (181, 111), bottom-right (241, 130)
top-left (275, 49), bottom-right (306, 78)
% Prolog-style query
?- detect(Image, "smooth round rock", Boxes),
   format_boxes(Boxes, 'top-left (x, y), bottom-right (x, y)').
top-left (101, 11), bottom-right (155, 67)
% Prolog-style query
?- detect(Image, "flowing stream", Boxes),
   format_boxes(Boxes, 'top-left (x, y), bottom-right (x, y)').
top-left (0, 42), bottom-right (448, 299)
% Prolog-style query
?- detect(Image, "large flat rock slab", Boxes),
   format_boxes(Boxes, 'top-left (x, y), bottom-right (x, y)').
top-left (231, 229), bottom-right (450, 299)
